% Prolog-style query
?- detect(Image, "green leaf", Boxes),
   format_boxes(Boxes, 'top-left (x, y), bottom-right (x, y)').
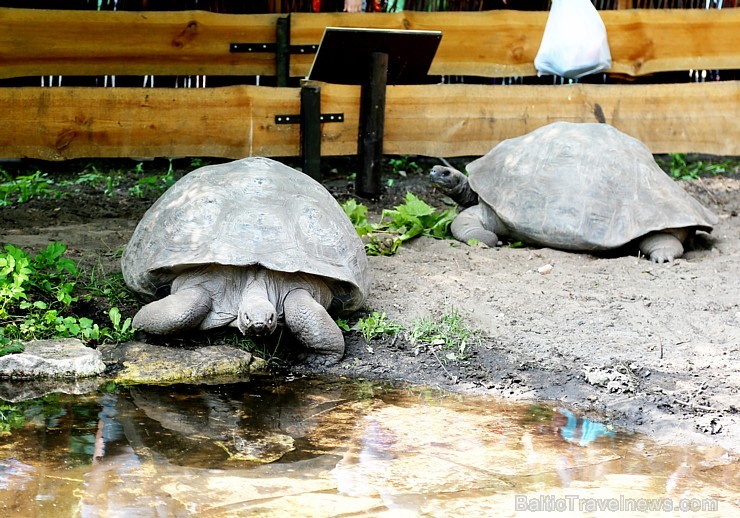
top-left (108, 307), bottom-right (122, 328)
top-left (336, 318), bottom-right (350, 332)
top-left (397, 193), bottom-right (435, 218)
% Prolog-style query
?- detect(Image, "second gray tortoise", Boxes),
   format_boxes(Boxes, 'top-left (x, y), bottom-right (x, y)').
top-left (430, 122), bottom-right (717, 263)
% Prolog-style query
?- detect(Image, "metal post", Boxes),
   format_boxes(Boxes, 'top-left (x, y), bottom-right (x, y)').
top-left (356, 52), bottom-right (388, 198)
top-left (300, 82), bottom-right (321, 181)
top-left (276, 16), bottom-right (290, 87)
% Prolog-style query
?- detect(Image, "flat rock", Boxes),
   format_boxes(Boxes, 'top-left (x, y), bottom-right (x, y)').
top-left (0, 338), bottom-right (105, 379)
top-left (0, 378), bottom-right (102, 402)
top-left (98, 341), bottom-right (260, 385)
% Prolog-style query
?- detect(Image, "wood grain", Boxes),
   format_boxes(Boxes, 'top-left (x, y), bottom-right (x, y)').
top-left (1, 81), bottom-right (735, 159)
top-left (1, 8), bottom-right (737, 79)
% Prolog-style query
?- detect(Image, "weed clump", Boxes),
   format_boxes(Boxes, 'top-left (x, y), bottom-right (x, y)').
top-left (407, 306), bottom-right (481, 362)
top-left (342, 193), bottom-right (456, 256)
top-left (1, 242), bottom-right (135, 354)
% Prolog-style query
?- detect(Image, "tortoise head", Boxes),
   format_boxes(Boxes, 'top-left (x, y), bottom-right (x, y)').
top-left (237, 296), bottom-right (278, 336)
top-left (429, 165), bottom-right (467, 194)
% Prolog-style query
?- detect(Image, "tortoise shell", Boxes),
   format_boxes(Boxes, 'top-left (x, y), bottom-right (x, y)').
top-left (122, 157), bottom-right (369, 313)
top-left (467, 122), bottom-right (717, 250)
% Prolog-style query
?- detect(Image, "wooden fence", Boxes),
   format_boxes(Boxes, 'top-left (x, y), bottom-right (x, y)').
top-left (0, 7), bottom-right (738, 161)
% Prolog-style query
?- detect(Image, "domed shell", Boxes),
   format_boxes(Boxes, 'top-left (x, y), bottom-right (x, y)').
top-left (122, 157), bottom-right (369, 312)
top-left (467, 122), bottom-right (718, 251)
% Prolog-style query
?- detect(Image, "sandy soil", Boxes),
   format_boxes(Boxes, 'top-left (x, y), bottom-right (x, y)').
top-left (1, 156), bottom-right (738, 453)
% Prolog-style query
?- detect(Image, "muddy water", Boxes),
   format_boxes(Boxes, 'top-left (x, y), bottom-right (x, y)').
top-left (0, 377), bottom-right (737, 517)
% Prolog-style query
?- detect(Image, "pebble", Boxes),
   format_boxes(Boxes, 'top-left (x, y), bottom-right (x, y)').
top-left (537, 264), bottom-right (554, 275)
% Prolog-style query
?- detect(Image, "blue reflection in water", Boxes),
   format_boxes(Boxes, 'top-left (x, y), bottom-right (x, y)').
top-left (556, 408), bottom-right (616, 447)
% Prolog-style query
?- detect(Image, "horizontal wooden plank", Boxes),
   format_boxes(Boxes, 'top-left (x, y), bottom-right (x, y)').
top-left (0, 86), bottom-right (302, 160)
top-left (0, 8), bottom-right (738, 79)
top-left (0, 8), bottom-right (280, 79)
top-left (380, 81), bottom-right (739, 156)
top-left (291, 9), bottom-right (740, 77)
top-left (0, 81), bottom-right (736, 160)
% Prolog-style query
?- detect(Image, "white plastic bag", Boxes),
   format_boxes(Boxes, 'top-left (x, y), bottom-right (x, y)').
top-left (534, 0), bottom-right (612, 79)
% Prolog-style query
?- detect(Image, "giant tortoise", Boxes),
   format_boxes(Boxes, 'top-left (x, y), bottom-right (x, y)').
top-left (430, 122), bottom-right (718, 263)
top-left (122, 157), bottom-right (369, 365)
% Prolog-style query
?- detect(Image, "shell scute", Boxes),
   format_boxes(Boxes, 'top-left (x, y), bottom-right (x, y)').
top-left (122, 157), bottom-right (369, 312)
top-left (467, 122), bottom-right (717, 250)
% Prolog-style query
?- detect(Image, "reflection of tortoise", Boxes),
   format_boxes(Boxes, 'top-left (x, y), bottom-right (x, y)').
top-left (430, 122), bottom-right (718, 263)
top-left (122, 157), bottom-right (369, 365)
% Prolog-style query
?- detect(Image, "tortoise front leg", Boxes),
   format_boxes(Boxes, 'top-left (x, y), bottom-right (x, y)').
top-left (451, 205), bottom-right (499, 247)
top-left (132, 287), bottom-right (212, 334)
top-left (283, 289), bottom-right (344, 366)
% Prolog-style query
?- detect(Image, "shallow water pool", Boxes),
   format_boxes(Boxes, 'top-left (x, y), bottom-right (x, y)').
top-left (0, 376), bottom-right (737, 516)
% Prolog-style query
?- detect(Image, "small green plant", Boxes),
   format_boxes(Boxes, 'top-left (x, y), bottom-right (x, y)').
top-left (666, 153), bottom-right (735, 181)
top-left (0, 244), bottom-right (32, 319)
top-left (27, 242), bottom-right (78, 305)
top-left (356, 311), bottom-right (403, 343)
top-left (341, 193), bottom-right (456, 256)
top-left (1, 243), bottom-right (135, 345)
top-left (336, 318), bottom-right (351, 332)
top-left (79, 266), bottom-right (136, 309)
top-left (128, 160), bottom-right (176, 198)
top-left (56, 165), bottom-right (121, 197)
top-left (0, 169), bottom-right (57, 206)
top-left (209, 327), bottom-right (282, 367)
top-left (341, 199), bottom-right (374, 237)
top-left (0, 328), bottom-right (24, 356)
top-left (505, 241), bottom-right (524, 248)
top-left (407, 306), bottom-right (481, 362)
top-left (380, 193), bottom-right (456, 243)
top-left (72, 171), bottom-right (106, 187)
top-left (107, 307), bottom-right (135, 342)
top-left (388, 155), bottom-right (423, 176)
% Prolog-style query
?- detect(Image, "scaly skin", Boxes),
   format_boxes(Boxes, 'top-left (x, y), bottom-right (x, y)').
top-left (638, 230), bottom-right (688, 264)
top-left (429, 165), bottom-right (479, 208)
top-left (430, 165), bottom-right (502, 247)
top-left (132, 286), bottom-right (212, 334)
top-left (283, 289), bottom-right (344, 366)
top-left (132, 265), bottom-right (343, 362)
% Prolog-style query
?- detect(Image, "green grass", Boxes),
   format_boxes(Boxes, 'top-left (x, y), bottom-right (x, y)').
top-left (0, 160), bottom-right (179, 208)
top-left (356, 311), bottom-right (403, 342)
top-left (664, 153), bottom-right (737, 181)
top-left (407, 306), bottom-right (481, 362)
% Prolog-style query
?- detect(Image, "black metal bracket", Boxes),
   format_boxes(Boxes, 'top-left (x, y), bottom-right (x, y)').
top-left (230, 16), bottom-right (319, 87)
top-left (289, 44), bottom-right (319, 54)
top-left (230, 43), bottom-right (275, 53)
top-left (229, 43), bottom-right (318, 54)
top-left (274, 113), bottom-right (344, 125)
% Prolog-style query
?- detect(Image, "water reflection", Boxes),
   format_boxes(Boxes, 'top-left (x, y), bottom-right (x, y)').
top-left (0, 377), bottom-right (737, 516)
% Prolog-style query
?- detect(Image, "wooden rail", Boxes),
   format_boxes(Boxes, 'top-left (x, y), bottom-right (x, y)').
top-left (290, 9), bottom-right (740, 78)
top-left (0, 8), bottom-right (737, 160)
top-left (1, 8), bottom-right (738, 79)
top-left (1, 81), bottom-right (736, 160)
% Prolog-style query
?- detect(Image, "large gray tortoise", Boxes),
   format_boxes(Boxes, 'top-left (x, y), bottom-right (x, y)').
top-left (430, 122), bottom-right (718, 263)
top-left (122, 157), bottom-right (369, 365)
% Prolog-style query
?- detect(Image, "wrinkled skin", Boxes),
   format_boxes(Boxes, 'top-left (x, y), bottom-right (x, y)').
top-left (132, 265), bottom-right (344, 366)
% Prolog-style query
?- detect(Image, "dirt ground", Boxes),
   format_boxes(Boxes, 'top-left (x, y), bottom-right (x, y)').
top-left (1, 155), bottom-right (739, 454)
